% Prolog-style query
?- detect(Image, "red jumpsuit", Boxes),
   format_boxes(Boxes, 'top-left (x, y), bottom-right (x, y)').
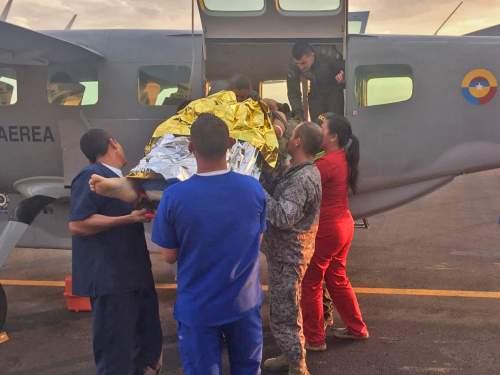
top-left (301, 150), bottom-right (368, 346)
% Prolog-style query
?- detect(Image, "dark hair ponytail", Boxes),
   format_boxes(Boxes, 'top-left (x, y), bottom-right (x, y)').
top-left (346, 133), bottom-right (360, 194)
top-left (324, 114), bottom-right (360, 194)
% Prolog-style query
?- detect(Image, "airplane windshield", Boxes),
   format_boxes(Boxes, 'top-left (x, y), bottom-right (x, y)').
top-left (138, 65), bottom-right (191, 107)
top-left (47, 67), bottom-right (98, 106)
top-left (0, 67), bottom-right (17, 106)
top-left (278, 0), bottom-right (341, 12)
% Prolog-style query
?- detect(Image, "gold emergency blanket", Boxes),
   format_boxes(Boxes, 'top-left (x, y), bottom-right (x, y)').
top-left (128, 91), bottom-right (278, 179)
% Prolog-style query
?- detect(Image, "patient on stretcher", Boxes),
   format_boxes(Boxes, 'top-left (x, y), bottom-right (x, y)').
top-left (89, 91), bottom-right (281, 207)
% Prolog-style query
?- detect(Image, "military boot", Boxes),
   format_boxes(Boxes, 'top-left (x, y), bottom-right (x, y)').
top-left (263, 354), bottom-right (289, 372)
top-left (288, 359), bottom-right (310, 375)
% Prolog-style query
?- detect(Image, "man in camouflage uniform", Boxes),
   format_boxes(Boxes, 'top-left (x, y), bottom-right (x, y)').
top-left (261, 122), bottom-right (323, 375)
top-left (287, 41), bottom-right (345, 121)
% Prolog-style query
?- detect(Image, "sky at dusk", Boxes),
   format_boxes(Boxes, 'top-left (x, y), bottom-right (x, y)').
top-left (1, 0), bottom-right (498, 36)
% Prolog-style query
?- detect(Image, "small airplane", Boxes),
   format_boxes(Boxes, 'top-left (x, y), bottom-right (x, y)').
top-left (1, 0), bottom-right (500, 331)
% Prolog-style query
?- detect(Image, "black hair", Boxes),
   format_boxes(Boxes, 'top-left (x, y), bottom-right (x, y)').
top-left (294, 121), bottom-right (324, 157)
top-left (228, 74), bottom-right (252, 90)
top-left (191, 113), bottom-right (230, 160)
top-left (323, 114), bottom-right (360, 194)
top-left (314, 112), bottom-right (336, 127)
top-left (177, 100), bottom-right (191, 112)
top-left (50, 71), bottom-right (73, 84)
top-left (79, 128), bottom-right (112, 163)
top-left (292, 41), bottom-right (314, 60)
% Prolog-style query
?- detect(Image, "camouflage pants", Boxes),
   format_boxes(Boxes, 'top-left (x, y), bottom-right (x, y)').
top-left (268, 259), bottom-right (309, 362)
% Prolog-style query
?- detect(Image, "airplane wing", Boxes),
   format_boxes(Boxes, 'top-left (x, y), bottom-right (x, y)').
top-left (0, 21), bottom-right (103, 65)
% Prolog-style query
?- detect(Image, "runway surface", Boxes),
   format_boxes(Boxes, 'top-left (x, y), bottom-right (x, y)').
top-left (1, 169), bottom-right (500, 374)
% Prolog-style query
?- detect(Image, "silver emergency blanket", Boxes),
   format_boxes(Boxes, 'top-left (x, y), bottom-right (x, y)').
top-left (129, 134), bottom-right (261, 182)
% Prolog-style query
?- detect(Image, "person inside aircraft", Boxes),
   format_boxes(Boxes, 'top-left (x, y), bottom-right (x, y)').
top-left (0, 81), bottom-right (14, 106)
top-left (301, 113), bottom-right (369, 352)
top-left (228, 74), bottom-right (260, 102)
top-left (48, 71), bottom-right (85, 105)
top-left (287, 41), bottom-right (345, 121)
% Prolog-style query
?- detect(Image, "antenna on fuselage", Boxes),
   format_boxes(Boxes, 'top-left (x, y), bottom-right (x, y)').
top-left (65, 14), bottom-right (77, 30)
top-left (434, 1), bottom-right (463, 35)
top-left (0, 0), bottom-right (13, 22)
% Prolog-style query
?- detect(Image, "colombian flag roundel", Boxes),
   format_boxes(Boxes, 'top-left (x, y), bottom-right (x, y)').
top-left (461, 69), bottom-right (497, 105)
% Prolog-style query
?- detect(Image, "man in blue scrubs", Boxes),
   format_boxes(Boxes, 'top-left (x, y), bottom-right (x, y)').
top-left (69, 129), bottom-right (163, 375)
top-left (152, 114), bottom-right (267, 375)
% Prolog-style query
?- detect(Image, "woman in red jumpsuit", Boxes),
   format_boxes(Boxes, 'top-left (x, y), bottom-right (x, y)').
top-left (301, 113), bottom-right (368, 351)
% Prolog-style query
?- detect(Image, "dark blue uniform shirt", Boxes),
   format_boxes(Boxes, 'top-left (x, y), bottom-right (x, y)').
top-left (70, 163), bottom-right (154, 297)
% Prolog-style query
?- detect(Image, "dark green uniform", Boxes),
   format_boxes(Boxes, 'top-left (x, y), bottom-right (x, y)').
top-left (287, 45), bottom-right (345, 121)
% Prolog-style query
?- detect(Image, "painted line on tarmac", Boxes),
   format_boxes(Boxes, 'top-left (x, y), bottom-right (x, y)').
top-left (2, 279), bottom-right (500, 299)
top-left (0, 279), bottom-right (65, 287)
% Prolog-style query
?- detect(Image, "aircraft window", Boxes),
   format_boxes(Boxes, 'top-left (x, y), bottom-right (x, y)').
top-left (0, 67), bottom-right (18, 106)
top-left (279, 0), bottom-right (341, 12)
top-left (355, 65), bottom-right (413, 107)
top-left (138, 65), bottom-right (191, 106)
top-left (202, 0), bottom-right (264, 12)
top-left (348, 20), bottom-right (362, 34)
top-left (47, 67), bottom-right (98, 106)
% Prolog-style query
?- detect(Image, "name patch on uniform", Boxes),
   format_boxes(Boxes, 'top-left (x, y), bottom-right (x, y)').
top-left (287, 70), bottom-right (295, 82)
top-left (0, 126), bottom-right (55, 142)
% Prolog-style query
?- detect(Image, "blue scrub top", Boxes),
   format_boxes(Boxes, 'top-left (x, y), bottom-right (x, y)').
top-left (152, 171), bottom-right (267, 327)
top-left (70, 163), bottom-right (154, 297)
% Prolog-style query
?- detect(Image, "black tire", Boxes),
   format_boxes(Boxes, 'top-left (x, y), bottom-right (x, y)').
top-left (0, 284), bottom-right (7, 331)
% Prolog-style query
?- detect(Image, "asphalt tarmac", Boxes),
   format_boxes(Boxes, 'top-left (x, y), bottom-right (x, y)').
top-left (1, 169), bottom-right (500, 375)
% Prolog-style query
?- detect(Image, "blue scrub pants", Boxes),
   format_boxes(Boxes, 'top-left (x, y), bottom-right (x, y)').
top-left (90, 287), bottom-right (163, 375)
top-left (177, 307), bottom-right (263, 375)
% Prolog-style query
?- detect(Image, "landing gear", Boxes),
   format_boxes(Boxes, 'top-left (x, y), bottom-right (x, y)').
top-left (0, 284), bottom-right (7, 331)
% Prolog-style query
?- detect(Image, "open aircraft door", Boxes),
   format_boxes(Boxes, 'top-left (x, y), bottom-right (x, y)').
top-left (197, 0), bottom-right (347, 104)
top-left (345, 34), bottom-right (500, 218)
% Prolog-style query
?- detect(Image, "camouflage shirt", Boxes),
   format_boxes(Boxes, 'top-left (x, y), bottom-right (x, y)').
top-left (261, 160), bottom-right (322, 265)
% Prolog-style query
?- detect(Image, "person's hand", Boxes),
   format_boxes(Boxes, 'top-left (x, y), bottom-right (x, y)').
top-left (335, 70), bottom-right (344, 84)
top-left (129, 209), bottom-right (151, 223)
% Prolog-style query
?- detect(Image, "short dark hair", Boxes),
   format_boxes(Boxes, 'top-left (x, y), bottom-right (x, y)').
top-left (191, 114), bottom-right (230, 160)
top-left (294, 121), bottom-right (324, 156)
top-left (80, 128), bottom-right (112, 163)
top-left (228, 74), bottom-right (252, 90)
top-left (292, 41), bottom-right (314, 60)
top-left (177, 100), bottom-right (191, 112)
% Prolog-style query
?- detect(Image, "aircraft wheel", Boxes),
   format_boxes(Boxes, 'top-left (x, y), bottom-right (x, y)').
top-left (0, 284), bottom-right (6, 331)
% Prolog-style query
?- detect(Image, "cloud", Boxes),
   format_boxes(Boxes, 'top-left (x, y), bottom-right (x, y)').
top-left (1, 0), bottom-right (499, 35)
top-left (350, 0), bottom-right (500, 35)
top-left (2, 0), bottom-right (202, 30)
